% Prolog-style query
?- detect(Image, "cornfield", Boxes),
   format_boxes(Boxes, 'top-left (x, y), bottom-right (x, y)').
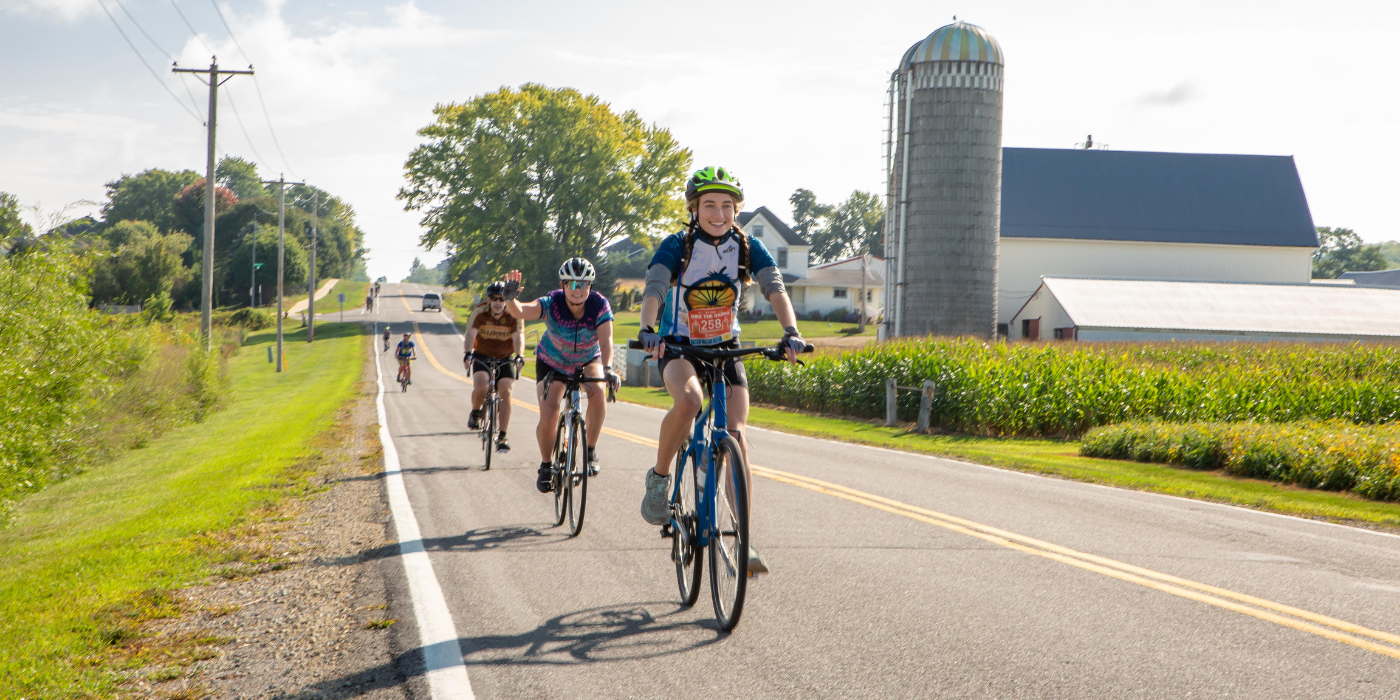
top-left (746, 338), bottom-right (1400, 438)
top-left (1080, 420), bottom-right (1400, 501)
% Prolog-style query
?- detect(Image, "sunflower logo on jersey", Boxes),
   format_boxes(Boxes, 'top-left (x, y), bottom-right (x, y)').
top-left (684, 272), bottom-right (737, 310)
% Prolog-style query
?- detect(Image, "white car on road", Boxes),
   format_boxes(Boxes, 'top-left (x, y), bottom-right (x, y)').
top-left (421, 293), bottom-right (442, 312)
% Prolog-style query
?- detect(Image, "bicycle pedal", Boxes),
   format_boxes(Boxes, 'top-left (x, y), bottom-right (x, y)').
top-left (659, 524), bottom-right (672, 538)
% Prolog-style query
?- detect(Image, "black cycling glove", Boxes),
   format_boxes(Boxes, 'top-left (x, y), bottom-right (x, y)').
top-left (638, 326), bottom-right (662, 351)
top-left (501, 279), bottom-right (522, 301)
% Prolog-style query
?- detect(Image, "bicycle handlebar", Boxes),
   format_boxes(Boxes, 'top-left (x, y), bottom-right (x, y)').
top-left (626, 339), bottom-right (815, 362)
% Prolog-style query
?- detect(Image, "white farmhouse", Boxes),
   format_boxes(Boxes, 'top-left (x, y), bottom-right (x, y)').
top-left (737, 208), bottom-right (884, 319)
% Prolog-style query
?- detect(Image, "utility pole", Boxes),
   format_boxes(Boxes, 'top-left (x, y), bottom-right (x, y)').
top-left (263, 175), bottom-right (304, 372)
top-left (247, 219), bottom-right (256, 306)
top-left (173, 56), bottom-right (253, 347)
top-left (859, 252), bottom-right (869, 333)
top-left (307, 190), bottom-right (318, 342)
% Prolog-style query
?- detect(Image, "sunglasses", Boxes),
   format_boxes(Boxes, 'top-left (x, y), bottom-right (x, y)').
top-left (564, 281), bottom-right (590, 290)
top-left (488, 296), bottom-right (504, 302)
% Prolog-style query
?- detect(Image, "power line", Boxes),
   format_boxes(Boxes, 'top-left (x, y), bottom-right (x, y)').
top-left (96, 0), bottom-right (202, 123)
top-left (168, 0), bottom-right (215, 56)
top-left (250, 74), bottom-right (299, 179)
top-left (111, 0), bottom-right (206, 118)
top-left (201, 0), bottom-right (298, 179)
top-left (224, 84), bottom-right (273, 174)
top-left (207, 0), bottom-right (252, 65)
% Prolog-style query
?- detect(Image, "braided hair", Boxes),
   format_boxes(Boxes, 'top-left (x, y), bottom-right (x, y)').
top-left (675, 211), bottom-right (753, 285)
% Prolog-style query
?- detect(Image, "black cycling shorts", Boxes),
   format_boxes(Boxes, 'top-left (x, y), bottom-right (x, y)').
top-left (469, 357), bottom-right (518, 383)
top-left (658, 337), bottom-right (747, 389)
top-left (536, 356), bottom-right (601, 390)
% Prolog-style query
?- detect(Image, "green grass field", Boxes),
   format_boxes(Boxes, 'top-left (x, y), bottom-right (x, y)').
top-left (0, 322), bottom-right (366, 697)
top-left (612, 386), bottom-right (1400, 530)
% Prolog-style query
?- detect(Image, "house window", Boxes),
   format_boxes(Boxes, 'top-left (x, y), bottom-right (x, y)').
top-left (997, 323), bottom-right (1009, 338)
top-left (833, 288), bottom-right (847, 298)
top-left (752, 224), bottom-right (764, 237)
top-left (777, 249), bottom-right (788, 268)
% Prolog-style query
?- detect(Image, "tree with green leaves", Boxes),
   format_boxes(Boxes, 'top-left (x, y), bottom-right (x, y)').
top-left (1375, 240), bottom-right (1400, 269)
top-left (400, 257), bottom-right (442, 284)
top-left (88, 220), bottom-right (193, 305)
top-left (788, 189), bottom-right (832, 244)
top-left (399, 84), bottom-right (691, 297)
top-left (215, 156), bottom-right (267, 201)
top-left (101, 168), bottom-right (201, 233)
top-left (791, 189), bottom-right (885, 263)
top-left (1312, 227), bottom-right (1388, 279)
top-left (1, 192), bottom-right (35, 254)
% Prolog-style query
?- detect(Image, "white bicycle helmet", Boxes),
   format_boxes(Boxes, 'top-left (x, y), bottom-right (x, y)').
top-left (558, 257), bottom-right (597, 282)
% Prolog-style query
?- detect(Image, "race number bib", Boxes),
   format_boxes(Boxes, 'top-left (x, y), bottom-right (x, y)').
top-left (687, 306), bottom-right (734, 341)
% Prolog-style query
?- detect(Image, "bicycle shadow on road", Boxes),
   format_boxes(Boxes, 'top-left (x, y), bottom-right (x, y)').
top-left (313, 525), bottom-right (570, 567)
top-left (268, 602), bottom-right (724, 698)
top-left (460, 601), bottom-right (727, 666)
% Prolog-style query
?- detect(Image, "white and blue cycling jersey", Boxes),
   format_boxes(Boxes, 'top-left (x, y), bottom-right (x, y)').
top-left (648, 229), bottom-right (778, 346)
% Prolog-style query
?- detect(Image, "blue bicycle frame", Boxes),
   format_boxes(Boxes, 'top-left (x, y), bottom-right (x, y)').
top-left (672, 372), bottom-right (730, 548)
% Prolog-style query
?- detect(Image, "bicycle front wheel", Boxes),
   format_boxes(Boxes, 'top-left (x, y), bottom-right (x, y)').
top-left (673, 439), bottom-right (702, 606)
top-left (551, 414), bottom-right (568, 527)
top-left (482, 397), bottom-right (496, 471)
top-left (566, 414), bottom-right (588, 537)
top-left (708, 435), bottom-right (749, 632)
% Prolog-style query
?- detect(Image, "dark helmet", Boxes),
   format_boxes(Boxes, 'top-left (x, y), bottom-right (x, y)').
top-left (558, 257), bottom-right (597, 282)
top-left (685, 166), bottom-right (744, 203)
top-left (485, 281), bottom-right (507, 297)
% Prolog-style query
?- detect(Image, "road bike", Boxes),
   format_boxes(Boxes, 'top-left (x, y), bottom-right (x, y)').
top-left (397, 359), bottom-right (412, 393)
top-left (628, 339), bottom-right (811, 631)
top-left (545, 369), bottom-right (614, 537)
top-left (473, 356), bottom-right (523, 471)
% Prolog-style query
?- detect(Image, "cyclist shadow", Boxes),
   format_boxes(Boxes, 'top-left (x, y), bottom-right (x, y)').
top-left (425, 524), bottom-right (572, 552)
top-left (461, 601), bottom-right (726, 666)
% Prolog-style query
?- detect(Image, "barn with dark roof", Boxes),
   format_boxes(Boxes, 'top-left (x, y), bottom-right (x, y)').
top-left (996, 148), bottom-right (1319, 335)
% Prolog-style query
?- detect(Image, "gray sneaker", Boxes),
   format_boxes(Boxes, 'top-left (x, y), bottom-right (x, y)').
top-left (640, 468), bottom-right (670, 526)
top-left (748, 545), bottom-right (769, 576)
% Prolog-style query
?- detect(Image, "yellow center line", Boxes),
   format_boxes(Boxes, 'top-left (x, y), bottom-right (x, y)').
top-left (401, 295), bottom-right (1400, 661)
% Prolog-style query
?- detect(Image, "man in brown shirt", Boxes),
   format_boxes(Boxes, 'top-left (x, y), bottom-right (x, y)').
top-left (465, 281), bottom-right (525, 452)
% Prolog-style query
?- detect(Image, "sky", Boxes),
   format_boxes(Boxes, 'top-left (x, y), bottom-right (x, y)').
top-left (1, 0), bottom-right (1396, 281)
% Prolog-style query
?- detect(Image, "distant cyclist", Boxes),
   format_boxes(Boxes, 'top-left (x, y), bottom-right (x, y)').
top-left (395, 332), bottom-right (417, 385)
top-left (636, 166), bottom-right (805, 575)
top-left (382, 326), bottom-right (391, 352)
top-left (465, 282), bottom-right (525, 453)
top-left (500, 259), bottom-right (620, 492)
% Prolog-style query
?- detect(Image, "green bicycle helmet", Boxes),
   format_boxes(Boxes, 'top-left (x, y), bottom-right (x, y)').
top-left (685, 166), bottom-right (744, 203)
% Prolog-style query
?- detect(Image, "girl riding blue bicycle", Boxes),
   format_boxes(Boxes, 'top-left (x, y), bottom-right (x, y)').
top-left (636, 166), bottom-right (806, 575)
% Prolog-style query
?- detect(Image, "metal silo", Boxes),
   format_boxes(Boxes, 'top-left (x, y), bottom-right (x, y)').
top-left (883, 20), bottom-right (1004, 338)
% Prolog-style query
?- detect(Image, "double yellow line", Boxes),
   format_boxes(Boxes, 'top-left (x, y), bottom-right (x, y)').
top-left (398, 294), bottom-right (1400, 661)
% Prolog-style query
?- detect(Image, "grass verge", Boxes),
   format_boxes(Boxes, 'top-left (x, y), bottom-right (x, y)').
top-left (612, 386), bottom-right (1400, 530)
top-left (0, 321), bottom-right (366, 697)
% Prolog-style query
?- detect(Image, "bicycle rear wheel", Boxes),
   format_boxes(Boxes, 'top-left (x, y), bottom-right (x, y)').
top-left (566, 413), bottom-right (588, 537)
top-left (708, 435), bottom-right (749, 632)
top-left (482, 397), bottom-right (496, 471)
top-left (551, 414), bottom-right (568, 527)
top-left (672, 439), bottom-right (702, 606)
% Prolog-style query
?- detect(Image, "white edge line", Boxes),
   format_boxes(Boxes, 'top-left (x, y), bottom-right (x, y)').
top-left (375, 338), bottom-right (476, 698)
top-left (609, 393), bottom-right (1400, 542)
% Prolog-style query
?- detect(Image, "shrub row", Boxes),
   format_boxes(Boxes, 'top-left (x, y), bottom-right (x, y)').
top-left (1079, 420), bottom-right (1400, 501)
top-left (0, 251), bottom-right (232, 518)
top-left (746, 338), bottom-right (1400, 437)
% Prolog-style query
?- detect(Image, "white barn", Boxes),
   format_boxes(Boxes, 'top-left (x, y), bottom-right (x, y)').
top-left (1011, 277), bottom-right (1400, 343)
top-left (997, 149), bottom-right (1320, 335)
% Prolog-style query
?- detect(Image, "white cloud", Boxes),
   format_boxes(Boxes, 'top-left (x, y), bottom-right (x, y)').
top-left (0, 0), bottom-right (96, 21)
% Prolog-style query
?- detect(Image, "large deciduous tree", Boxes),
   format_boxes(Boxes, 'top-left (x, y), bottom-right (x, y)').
top-left (1312, 227), bottom-right (1387, 279)
top-left (791, 189), bottom-right (885, 264)
top-left (399, 84), bottom-right (691, 297)
top-left (89, 220), bottom-right (194, 305)
top-left (102, 168), bottom-right (201, 233)
top-left (215, 156), bottom-right (267, 200)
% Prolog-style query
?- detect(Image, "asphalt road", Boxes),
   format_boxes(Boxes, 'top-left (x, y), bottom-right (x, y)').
top-left (375, 282), bottom-right (1400, 699)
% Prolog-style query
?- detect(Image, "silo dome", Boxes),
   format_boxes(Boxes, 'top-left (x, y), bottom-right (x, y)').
top-left (903, 21), bottom-right (1004, 67)
top-left (884, 20), bottom-right (1005, 339)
